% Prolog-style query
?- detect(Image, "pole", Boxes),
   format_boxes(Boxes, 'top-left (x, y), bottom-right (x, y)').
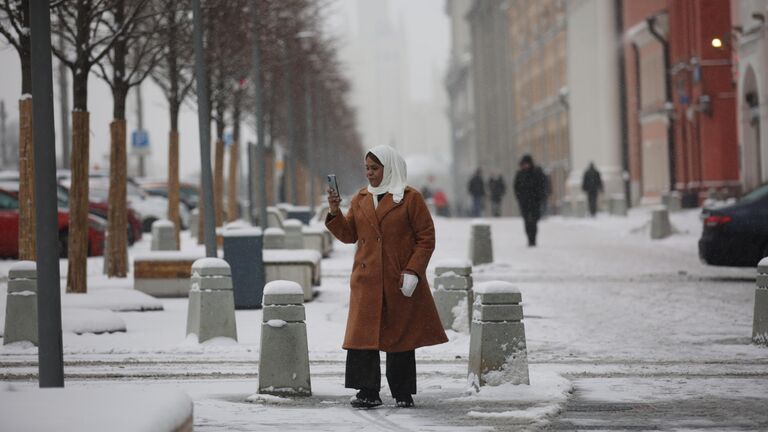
top-left (30, 0), bottom-right (64, 387)
top-left (136, 84), bottom-right (145, 177)
top-left (304, 73), bottom-right (315, 211)
top-left (283, 45), bottom-right (298, 205)
top-left (247, 141), bottom-right (255, 224)
top-left (193, 0), bottom-right (217, 257)
top-left (57, 35), bottom-right (70, 169)
top-left (252, 1), bottom-right (268, 230)
top-left (0, 100), bottom-right (6, 167)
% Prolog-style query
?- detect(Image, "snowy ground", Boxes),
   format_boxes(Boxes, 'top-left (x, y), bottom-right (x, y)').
top-left (0, 207), bottom-right (766, 431)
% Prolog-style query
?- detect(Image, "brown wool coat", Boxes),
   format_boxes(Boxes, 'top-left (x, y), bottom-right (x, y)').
top-left (326, 186), bottom-right (448, 352)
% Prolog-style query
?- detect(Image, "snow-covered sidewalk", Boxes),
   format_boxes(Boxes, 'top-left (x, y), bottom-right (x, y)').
top-left (0, 207), bottom-right (766, 430)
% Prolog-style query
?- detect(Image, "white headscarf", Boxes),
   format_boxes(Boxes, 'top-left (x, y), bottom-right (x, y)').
top-left (366, 145), bottom-right (408, 204)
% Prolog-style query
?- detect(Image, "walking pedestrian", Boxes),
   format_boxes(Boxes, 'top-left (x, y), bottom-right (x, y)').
top-left (325, 145), bottom-right (448, 409)
top-left (513, 154), bottom-right (547, 247)
top-left (467, 168), bottom-right (485, 217)
top-left (488, 173), bottom-right (507, 217)
top-left (581, 162), bottom-right (603, 217)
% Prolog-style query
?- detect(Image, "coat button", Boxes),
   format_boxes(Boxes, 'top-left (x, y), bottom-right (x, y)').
top-left (361, 263), bottom-right (366, 269)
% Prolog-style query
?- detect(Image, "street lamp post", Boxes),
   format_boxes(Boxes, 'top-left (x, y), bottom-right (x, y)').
top-left (252, 0), bottom-right (268, 230)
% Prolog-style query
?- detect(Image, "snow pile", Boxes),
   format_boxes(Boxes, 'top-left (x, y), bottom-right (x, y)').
top-left (63, 308), bottom-right (127, 335)
top-left (473, 280), bottom-right (520, 294)
top-left (245, 393), bottom-right (294, 404)
top-left (0, 386), bottom-right (192, 432)
top-left (264, 227), bottom-right (286, 235)
top-left (451, 297), bottom-right (469, 333)
top-left (61, 288), bottom-right (163, 312)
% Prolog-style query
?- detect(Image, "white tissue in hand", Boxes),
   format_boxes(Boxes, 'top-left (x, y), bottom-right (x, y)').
top-left (401, 273), bottom-right (418, 297)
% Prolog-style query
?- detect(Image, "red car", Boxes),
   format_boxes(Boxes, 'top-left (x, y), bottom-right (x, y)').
top-left (0, 188), bottom-right (106, 258)
top-left (56, 184), bottom-right (143, 245)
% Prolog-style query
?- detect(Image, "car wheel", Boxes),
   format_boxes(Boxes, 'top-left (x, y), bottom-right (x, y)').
top-left (58, 231), bottom-right (68, 258)
top-left (142, 217), bottom-right (157, 233)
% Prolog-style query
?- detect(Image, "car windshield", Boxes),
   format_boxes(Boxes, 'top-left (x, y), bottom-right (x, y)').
top-left (740, 183), bottom-right (768, 204)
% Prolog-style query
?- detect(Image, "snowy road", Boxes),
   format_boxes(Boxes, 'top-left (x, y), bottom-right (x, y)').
top-left (1, 208), bottom-right (767, 430)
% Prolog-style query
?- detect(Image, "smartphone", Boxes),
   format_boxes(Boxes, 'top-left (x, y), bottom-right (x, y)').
top-left (326, 174), bottom-right (340, 196)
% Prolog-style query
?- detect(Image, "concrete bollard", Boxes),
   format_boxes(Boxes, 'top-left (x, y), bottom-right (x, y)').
top-left (560, 199), bottom-right (572, 217)
top-left (662, 191), bottom-right (682, 212)
top-left (223, 226), bottom-right (265, 309)
top-left (609, 193), bottom-right (627, 216)
top-left (650, 206), bottom-right (672, 240)
top-left (263, 228), bottom-right (286, 249)
top-left (258, 280), bottom-right (311, 396)
top-left (3, 261), bottom-right (38, 345)
top-left (189, 209), bottom-right (199, 238)
top-left (573, 197), bottom-right (587, 218)
top-left (186, 258), bottom-right (238, 343)
top-left (266, 207), bottom-right (284, 229)
top-left (283, 219), bottom-right (304, 249)
top-left (468, 281), bottom-right (529, 389)
top-left (753, 257), bottom-right (768, 346)
top-left (469, 221), bottom-right (493, 265)
top-left (151, 219), bottom-right (178, 251)
top-left (432, 259), bottom-right (473, 332)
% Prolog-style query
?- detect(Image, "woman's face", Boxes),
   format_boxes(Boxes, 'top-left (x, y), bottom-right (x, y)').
top-left (365, 156), bottom-right (384, 187)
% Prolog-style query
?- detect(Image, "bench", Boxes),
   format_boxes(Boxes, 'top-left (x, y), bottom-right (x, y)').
top-left (133, 252), bottom-right (203, 297)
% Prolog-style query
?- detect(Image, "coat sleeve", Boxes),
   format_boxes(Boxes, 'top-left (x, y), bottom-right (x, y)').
top-left (325, 199), bottom-right (358, 244)
top-left (405, 193), bottom-right (435, 278)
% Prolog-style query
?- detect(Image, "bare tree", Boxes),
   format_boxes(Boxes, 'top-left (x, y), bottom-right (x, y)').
top-left (94, 0), bottom-right (160, 277)
top-left (151, 0), bottom-right (194, 245)
top-left (52, 0), bottom-right (139, 293)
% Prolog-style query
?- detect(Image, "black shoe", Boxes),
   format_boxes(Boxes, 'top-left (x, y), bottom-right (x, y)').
top-left (395, 394), bottom-right (414, 408)
top-left (350, 389), bottom-right (382, 409)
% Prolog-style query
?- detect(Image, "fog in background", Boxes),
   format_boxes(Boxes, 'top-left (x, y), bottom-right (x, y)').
top-left (0, 1), bottom-right (451, 192)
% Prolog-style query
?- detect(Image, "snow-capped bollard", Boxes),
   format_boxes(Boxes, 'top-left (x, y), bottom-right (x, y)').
top-left (283, 219), bottom-right (304, 249)
top-left (468, 281), bottom-right (529, 389)
top-left (609, 193), bottom-right (627, 216)
top-left (266, 206), bottom-right (284, 229)
top-left (3, 261), bottom-right (38, 345)
top-left (573, 197), bottom-right (587, 218)
top-left (753, 257), bottom-right (768, 346)
top-left (432, 259), bottom-right (473, 331)
top-left (223, 226), bottom-right (265, 309)
top-left (469, 220), bottom-right (493, 265)
top-left (263, 227), bottom-right (286, 249)
top-left (662, 191), bottom-right (682, 212)
top-left (186, 258), bottom-right (237, 343)
top-left (650, 207), bottom-right (672, 239)
top-left (258, 280), bottom-right (311, 396)
top-left (151, 219), bottom-right (177, 251)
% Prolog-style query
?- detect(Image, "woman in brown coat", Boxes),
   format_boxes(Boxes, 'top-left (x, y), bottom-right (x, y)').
top-left (326, 145), bottom-right (448, 409)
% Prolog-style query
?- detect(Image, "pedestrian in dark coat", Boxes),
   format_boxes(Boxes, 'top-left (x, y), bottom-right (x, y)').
top-left (513, 154), bottom-right (547, 247)
top-left (488, 174), bottom-right (506, 217)
top-left (467, 168), bottom-right (485, 217)
top-left (581, 162), bottom-right (603, 217)
top-left (326, 145), bottom-right (448, 409)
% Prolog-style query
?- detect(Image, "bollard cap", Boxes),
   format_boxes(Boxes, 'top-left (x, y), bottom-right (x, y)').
top-left (470, 219), bottom-right (490, 226)
top-left (264, 228), bottom-right (286, 236)
top-left (152, 219), bottom-right (174, 228)
top-left (759, 257), bottom-right (768, 274)
top-left (474, 281), bottom-right (519, 294)
top-left (191, 258), bottom-right (231, 277)
top-left (263, 280), bottom-right (304, 305)
top-left (283, 219), bottom-right (303, 228)
top-left (435, 259), bottom-right (472, 277)
top-left (222, 226), bottom-right (263, 238)
top-left (9, 261), bottom-right (36, 280)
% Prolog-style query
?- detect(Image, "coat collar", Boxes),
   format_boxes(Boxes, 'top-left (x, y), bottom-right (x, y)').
top-left (357, 187), bottom-right (410, 230)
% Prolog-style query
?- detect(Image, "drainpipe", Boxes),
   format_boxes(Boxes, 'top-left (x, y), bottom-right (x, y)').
top-left (647, 15), bottom-right (677, 192)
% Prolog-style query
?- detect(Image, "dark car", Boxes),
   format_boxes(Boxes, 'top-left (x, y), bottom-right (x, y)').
top-left (137, 180), bottom-right (200, 211)
top-left (699, 183), bottom-right (768, 267)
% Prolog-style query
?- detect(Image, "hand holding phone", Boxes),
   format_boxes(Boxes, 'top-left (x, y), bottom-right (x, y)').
top-left (327, 174), bottom-right (341, 215)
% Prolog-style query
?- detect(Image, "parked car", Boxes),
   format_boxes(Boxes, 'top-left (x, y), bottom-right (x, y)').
top-left (137, 180), bottom-right (200, 211)
top-left (699, 183), bottom-right (768, 267)
top-left (0, 188), bottom-right (106, 258)
top-left (56, 184), bottom-right (142, 245)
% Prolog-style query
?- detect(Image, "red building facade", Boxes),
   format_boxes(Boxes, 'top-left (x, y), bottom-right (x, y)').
top-left (623, 0), bottom-right (740, 205)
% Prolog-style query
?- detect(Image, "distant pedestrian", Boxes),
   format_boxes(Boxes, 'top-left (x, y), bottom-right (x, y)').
top-left (513, 155), bottom-right (547, 247)
top-left (581, 162), bottom-right (603, 217)
top-left (467, 168), bottom-right (485, 217)
top-left (488, 173), bottom-right (506, 217)
top-left (433, 189), bottom-right (450, 217)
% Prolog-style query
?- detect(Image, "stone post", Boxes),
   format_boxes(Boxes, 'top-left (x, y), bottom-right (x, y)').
top-left (609, 193), bottom-right (627, 216)
top-left (151, 219), bottom-right (178, 251)
top-left (573, 197), bottom-right (587, 218)
top-left (189, 209), bottom-right (199, 239)
top-left (283, 219), bottom-right (304, 249)
top-left (662, 191), bottom-right (682, 212)
top-left (223, 226), bottom-right (265, 309)
top-left (258, 280), bottom-right (311, 396)
top-left (186, 258), bottom-right (237, 343)
top-left (432, 260), bottom-right (473, 331)
top-left (650, 207), bottom-right (672, 240)
top-left (468, 281), bottom-right (529, 389)
top-left (263, 228), bottom-right (286, 249)
top-left (753, 257), bottom-right (768, 346)
top-left (469, 221), bottom-right (493, 265)
top-left (3, 261), bottom-right (38, 345)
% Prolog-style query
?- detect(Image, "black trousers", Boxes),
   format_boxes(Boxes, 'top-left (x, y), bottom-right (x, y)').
top-left (345, 349), bottom-right (416, 398)
top-left (587, 191), bottom-right (598, 216)
top-left (521, 209), bottom-right (540, 246)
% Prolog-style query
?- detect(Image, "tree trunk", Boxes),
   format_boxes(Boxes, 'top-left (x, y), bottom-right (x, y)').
top-left (18, 98), bottom-right (35, 260)
top-left (67, 111), bottom-right (90, 293)
top-left (214, 138), bottom-right (224, 227)
top-left (197, 180), bottom-right (204, 245)
top-left (168, 130), bottom-right (180, 248)
top-left (106, 119), bottom-right (128, 277)
top-left (227, 141), bottom-right (238, 222)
